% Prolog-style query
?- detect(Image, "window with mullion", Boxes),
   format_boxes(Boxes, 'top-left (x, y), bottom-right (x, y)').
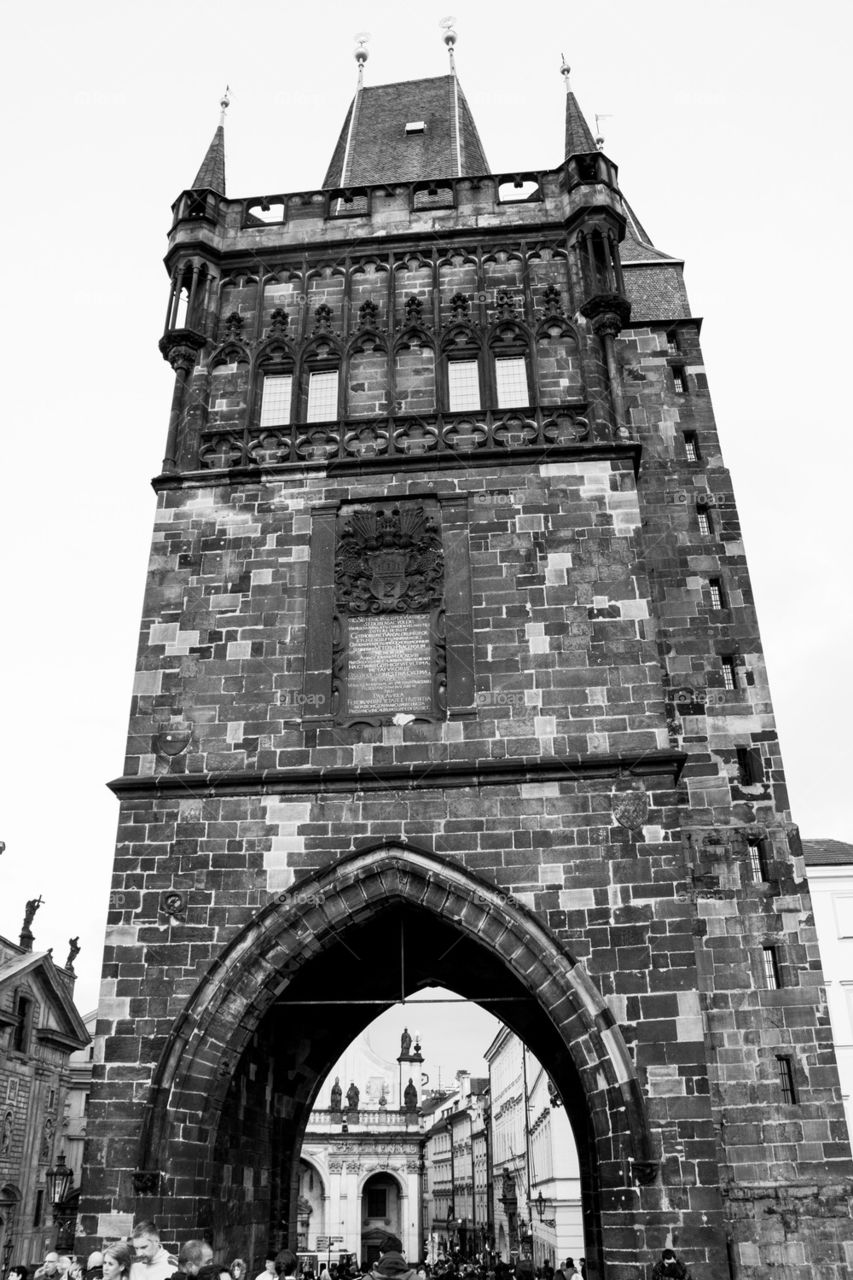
top-left (306, 369), bottom-right (339, 422)
top-left (259, 373), bottom-right (293, 427)
top-left (448, 359), bottom-right (481, 412)
top-left (494, 355), bottom-right (529, 408)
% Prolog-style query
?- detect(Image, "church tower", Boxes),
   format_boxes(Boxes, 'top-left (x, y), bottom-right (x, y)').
top-left (81, 31), bottom-right (853, 1280)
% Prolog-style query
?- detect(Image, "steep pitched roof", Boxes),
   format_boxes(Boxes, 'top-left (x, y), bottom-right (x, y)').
top-left (804, 839), bottom-right (853, 866)
top-left (323, 75), bottom-right (489, 187)
top-left (192, 123), bottom-right (226, 194)
top-left (565, 89), bottom-right (598, 157)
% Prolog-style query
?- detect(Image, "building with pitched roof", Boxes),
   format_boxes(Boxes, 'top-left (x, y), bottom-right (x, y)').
top-left (0, 912), bottom-right (90, 1267)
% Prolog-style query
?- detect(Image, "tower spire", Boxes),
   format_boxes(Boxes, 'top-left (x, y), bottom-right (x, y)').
top-left (191, 86), bottom-right (229, 195)
top-left (560, 55), bottom-right (598, 158)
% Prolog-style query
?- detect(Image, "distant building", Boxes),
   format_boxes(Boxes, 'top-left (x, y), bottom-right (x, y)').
top-left (64, 1011), bottom-right (98, 1191)
top-left (298, 1027), bottom-right (426, 1265)
top-left (485, 1028), bottom-right (582, 1265)
top-left (421, 1075), bottom-right (490, 1260)
top-left (805, 840), bottom-right (853, 1138)
top-left (0, 912), bottom-right (90, 1267)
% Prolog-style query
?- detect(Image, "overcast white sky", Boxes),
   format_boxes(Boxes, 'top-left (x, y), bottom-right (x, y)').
top-left (2, 2), bottom-right (851, 1031)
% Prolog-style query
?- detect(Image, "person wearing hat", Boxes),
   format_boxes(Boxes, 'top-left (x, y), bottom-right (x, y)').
top-left (650, 1251), bottom-right (692, 1280)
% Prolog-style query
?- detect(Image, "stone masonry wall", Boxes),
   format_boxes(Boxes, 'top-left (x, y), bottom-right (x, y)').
top-left (619, 315), bottom-right (853, 1274)
top-left (83, 150), bottom-right (853, 1279)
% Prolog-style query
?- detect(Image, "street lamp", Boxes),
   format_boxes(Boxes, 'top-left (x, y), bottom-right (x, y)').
top-left (45, 1154), bottom-right (73, 1209)
top-left (533, 1192), bottom-right (555, 1230)
top-left (45, 1154), bottom-right (74, 1249)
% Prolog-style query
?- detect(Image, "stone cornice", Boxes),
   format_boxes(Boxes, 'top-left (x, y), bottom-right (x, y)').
top-left (151, 441), bottom-right (642, 492)
top-left (108, 749), bottom-right (686, 801)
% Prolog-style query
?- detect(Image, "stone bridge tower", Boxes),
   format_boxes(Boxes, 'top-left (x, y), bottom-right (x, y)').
top-left (81, 39), bottom-right (853, 1280)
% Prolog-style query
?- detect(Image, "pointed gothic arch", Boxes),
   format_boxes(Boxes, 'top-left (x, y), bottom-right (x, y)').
top-left (136, 842), bottom-right (656, 1263)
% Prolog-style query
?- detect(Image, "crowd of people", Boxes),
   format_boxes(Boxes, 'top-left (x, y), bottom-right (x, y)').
top-left (8, 1221), bottom-right (691, 1280)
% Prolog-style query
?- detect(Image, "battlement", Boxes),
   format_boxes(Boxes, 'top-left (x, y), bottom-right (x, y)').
top-left (167, 153), bottom-right (625, 259)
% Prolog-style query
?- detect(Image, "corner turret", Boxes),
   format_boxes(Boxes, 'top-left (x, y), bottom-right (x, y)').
top-left (191, 87), bottom-right (229, 195)
top-left (559, 58), bottom-right (631, 436)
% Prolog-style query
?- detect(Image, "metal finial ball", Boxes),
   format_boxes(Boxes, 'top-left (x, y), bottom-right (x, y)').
top-left (440, 15), bottom-right (457, 43)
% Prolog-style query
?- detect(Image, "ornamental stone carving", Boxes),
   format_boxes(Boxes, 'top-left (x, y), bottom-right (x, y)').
top-left (335, 505), bottom-right (443, 615)
top-left (612, 786), bottom-right (649, 831)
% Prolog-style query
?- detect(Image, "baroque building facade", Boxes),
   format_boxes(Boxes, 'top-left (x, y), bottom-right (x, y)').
top-left (297, 1028), bottom-right (425, 1265)
top-left (80, 33), bottom-right (853, 1280)
top-left (0, 912), bottom-right (90, 1267)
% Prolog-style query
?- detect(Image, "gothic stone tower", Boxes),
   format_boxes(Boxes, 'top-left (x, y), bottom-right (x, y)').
top-left (81, 48), bottom-right (853, 1280)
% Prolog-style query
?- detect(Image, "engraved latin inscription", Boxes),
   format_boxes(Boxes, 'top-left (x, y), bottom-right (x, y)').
top-left (347, 614), bottom-right (433, 714)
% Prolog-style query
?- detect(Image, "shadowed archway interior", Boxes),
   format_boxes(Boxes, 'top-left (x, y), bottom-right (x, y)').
top-left (135, 845), bottom-right (656, 1279)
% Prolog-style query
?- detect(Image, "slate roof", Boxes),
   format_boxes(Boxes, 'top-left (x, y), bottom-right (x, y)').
top-left (192, 123), bottom-right (226, 194)
top-left (564, 89), bottom-right (598, 157)
top-left (323, 75), bottom-right (489, 187)
top-left (803, 839), bottom-right (853, 866)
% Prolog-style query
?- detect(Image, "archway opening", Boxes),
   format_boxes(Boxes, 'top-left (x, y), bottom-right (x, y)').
top-left (294, 990), bottom-right (586, 1276)
top-left (206, 899), bottom-right (602, 1272)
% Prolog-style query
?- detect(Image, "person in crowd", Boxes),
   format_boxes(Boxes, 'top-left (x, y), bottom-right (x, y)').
top-left (368, 1252), bottom-right (415, 1280)
top-left (650, 1251), bottom-right (692, 1280)
top-left (129, 1222), bottom-right (178, 1280)
top-left (195, 1266), bottom-right (231, 1280)
top-left (253, 1257), bottom-right (276, 1280)
top-left (9, 1267), bottom-right (29, 1280)
top-left (230, 1261), bottom-right (246, 1280)
top-left (273, 1253), bottom-right (299, 1280)
top-left (103, 1245), bottom-right (133, 1280)
top-left (35, 1255), bottom-right (60, 1280)
top-left (87, 1253), bottom-right (104, 1280)
top-left (173, 1244), bottom-right (214, 1280)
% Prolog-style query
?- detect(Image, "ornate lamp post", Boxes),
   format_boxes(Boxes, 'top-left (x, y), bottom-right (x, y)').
top-left (45, 1154), bottom-right (74, 1249)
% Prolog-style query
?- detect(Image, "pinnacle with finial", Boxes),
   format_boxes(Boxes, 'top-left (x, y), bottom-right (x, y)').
top-left (440, 16), bottom-right (457, 74)
top-left (560, 54), bottom-right (571, 92)
top-left (354, 32), bottom-right (370, 87)
top-left (219, 85), bottom-right (230, 126)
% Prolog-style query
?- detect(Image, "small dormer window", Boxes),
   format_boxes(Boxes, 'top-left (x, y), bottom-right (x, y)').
top-left (405, 121), bottom-right (425, 135)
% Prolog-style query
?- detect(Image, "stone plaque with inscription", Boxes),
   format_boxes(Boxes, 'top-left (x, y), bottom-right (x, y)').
top-left (347, 614), bottom-right (433, 715)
